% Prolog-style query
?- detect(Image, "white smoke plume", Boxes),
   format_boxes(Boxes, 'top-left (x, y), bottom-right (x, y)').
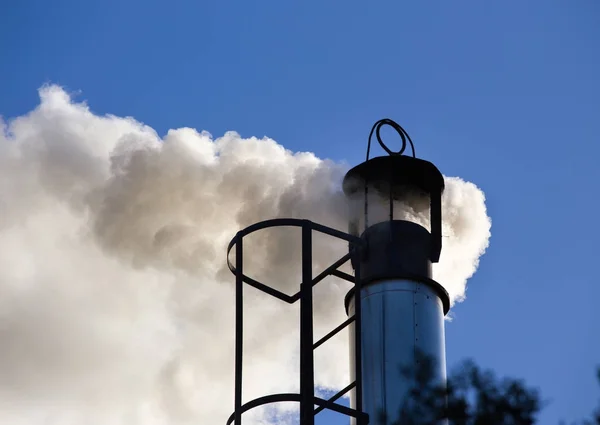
top-left (0, 85), bottom-right (491, 424)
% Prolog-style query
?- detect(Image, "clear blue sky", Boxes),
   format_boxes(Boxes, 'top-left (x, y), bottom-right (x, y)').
top-left (1, 0), bottom-right (599, 423)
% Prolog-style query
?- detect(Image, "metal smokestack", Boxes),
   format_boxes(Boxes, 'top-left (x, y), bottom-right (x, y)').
top-left (227, 118), bottom-right (450, 425)
top-left (343, 119), bottom-right (450, 425)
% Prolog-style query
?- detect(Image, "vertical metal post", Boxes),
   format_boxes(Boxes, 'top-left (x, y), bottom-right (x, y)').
top-left (430, 191), bottom-right (442, 262)
top-left (364, 185), bottom-right (369, 232)
top-left (234, 233), bottom-right (243, 425)
top-left (389, 171), bottom-right (394, 223)
top-left (300, 222), bottom-right (314, 425)
top-left (353, 247), bottom-right (364, 424)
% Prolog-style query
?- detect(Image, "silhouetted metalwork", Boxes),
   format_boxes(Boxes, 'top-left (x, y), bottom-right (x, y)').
top-left (344, 119), bottom-right (445, 261)
top-left (344, 119), bottom-right (450, 425)
top-left (366, 118), bottom-right (416, 159)
top-left (226, 219), bottom-right (368, 425)
top-left (226, 118), bottom-right (449, 425)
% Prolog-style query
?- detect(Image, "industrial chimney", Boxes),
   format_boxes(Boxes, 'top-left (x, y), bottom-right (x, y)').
top-left (226, 119), bottom-right (449, 425)
top-left (343, 119), bottom-right (449, 424)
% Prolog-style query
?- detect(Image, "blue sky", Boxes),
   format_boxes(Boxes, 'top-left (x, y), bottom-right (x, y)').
top-left (1, 0), bottom-right (599, 423)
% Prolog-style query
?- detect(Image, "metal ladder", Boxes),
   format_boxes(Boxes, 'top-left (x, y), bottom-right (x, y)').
top-left (225, 218), bottom-right (369, 425)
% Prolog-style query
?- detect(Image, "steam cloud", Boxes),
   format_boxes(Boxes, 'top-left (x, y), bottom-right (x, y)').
top-left (0, 86), bottom-right (491, 424)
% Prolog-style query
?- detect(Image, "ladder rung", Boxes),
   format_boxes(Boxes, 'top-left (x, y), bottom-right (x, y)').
top-left (313, 315), bottom-right (355, 350)
top-left (314, 381), bottom-right (356, 415)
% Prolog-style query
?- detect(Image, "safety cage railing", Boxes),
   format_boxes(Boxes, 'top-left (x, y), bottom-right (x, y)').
top-left (225, 218), bottom-right (369, 425)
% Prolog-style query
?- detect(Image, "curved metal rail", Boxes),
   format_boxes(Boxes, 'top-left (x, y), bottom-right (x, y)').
top-left (226, 218), bottom-right (368, 425)
top-left (225, 391), bottom-right (369, 425)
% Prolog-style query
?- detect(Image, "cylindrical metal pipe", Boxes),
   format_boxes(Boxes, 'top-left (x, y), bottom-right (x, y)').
top-left (347, 279), bottom-right (447, 425)
top-left (342, 145), bottom-right (449, 424)
top-left (345, 220), bottom-right (450, 425)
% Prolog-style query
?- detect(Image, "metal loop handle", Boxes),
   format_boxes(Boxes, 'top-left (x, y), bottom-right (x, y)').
top-left (366, 118), bottom-right (416, 161)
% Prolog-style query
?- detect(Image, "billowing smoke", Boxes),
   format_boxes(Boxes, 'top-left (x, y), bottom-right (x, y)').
top-left (0, 85), bottom-right (491, 425)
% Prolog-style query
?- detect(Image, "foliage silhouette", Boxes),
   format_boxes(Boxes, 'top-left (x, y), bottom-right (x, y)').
top-left (380, 352), bottom-right (599, 425)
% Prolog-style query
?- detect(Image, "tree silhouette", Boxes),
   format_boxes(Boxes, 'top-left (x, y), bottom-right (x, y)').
top-left (386, 353), bottom-right (599, 425)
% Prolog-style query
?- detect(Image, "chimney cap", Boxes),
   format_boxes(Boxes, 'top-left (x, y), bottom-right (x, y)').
top-left (342, 155), bottom-right (444, 198)
top-left (342, 119), bottom-right (446, 263)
